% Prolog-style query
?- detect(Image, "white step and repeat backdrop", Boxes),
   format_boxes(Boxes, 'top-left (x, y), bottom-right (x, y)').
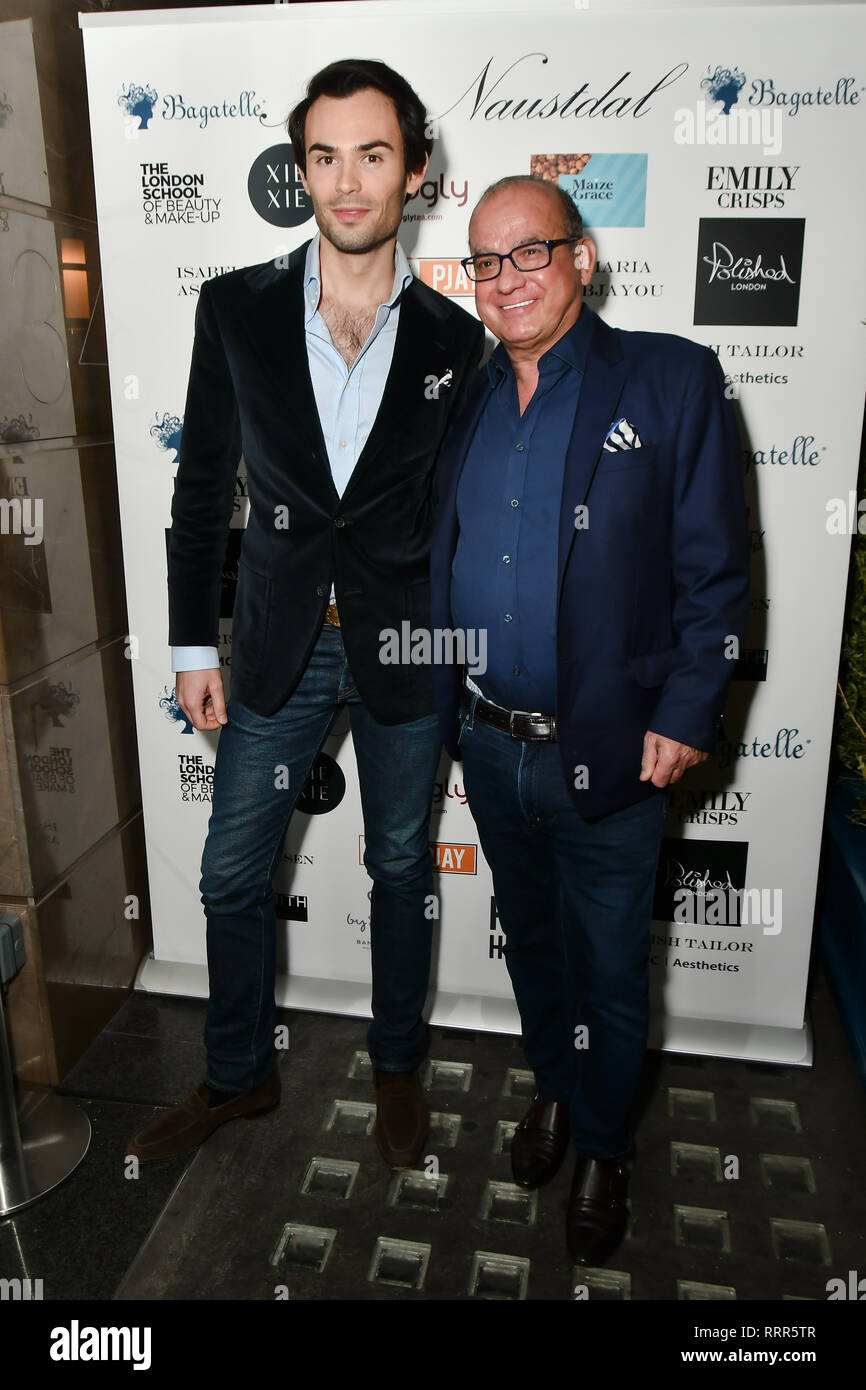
top-left (80, 1), bottom-right (866, 1061)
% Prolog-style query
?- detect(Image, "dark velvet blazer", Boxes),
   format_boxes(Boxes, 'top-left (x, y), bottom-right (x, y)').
top-left (168, 241), bottom-right (486, 721)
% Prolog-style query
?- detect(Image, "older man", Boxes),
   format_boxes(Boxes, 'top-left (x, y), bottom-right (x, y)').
top-left (430, 175), bottom-right (749, 1264)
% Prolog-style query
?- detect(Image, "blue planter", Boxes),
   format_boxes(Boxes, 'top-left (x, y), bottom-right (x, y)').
top-left (819, 772), bottom-right (866, 1092)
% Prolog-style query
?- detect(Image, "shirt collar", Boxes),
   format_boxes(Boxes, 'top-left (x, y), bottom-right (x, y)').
top-left (303, 231), bottom-right (413, 324)
top-left (486, 303), bottom-right (596, 388)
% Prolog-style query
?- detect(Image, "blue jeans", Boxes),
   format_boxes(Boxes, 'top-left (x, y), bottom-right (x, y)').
top-left (458, 695), bottom-right (668, 1159)
top-left (199, 623), bottom-right (441, 1093)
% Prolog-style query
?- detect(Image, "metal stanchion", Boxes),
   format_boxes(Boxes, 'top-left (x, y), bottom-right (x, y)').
top-left (0, 913), bottom-right (91, 1216)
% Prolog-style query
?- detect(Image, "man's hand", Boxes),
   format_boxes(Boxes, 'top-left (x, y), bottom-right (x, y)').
top-left (175, 668), bottom-right (227, 731)
top-left (640, 730), bottom-right (708, 787)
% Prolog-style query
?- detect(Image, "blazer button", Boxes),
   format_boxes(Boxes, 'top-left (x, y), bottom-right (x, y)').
top-left (316, 584), bottom-right (325, 596)
top-left (334, 517), bottom-right (345, 528)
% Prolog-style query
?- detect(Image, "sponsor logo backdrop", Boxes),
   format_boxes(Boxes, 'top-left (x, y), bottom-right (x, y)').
top-left (80, 1), bottom-right (866, 1058)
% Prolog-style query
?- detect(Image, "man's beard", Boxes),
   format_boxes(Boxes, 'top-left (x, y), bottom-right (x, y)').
top-left (317, 204), bottom-right (402, 256)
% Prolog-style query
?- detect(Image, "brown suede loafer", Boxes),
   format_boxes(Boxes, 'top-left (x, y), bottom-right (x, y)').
top-left (511, 1096), bottom-right (571, 1188)
top-left (566, 1152), bottom-right (631, 1265)
top-left (124, 1071), bottom-right (281, 1163)
top-left (373, 1069), bottom-right (429, 1169)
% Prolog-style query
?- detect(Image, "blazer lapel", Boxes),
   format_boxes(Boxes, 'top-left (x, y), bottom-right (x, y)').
top-left (340, 282), bottom-right (450, 504)
top-left (557, 313), bottom-right (626, 599)
top-left (237, 247), bottom-right (336, 501)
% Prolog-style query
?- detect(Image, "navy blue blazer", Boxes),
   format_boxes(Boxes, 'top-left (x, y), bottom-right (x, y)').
top-left (430, 307), bottom-right (750, 819)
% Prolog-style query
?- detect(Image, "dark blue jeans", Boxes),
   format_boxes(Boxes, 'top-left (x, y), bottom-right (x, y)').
top-left (199, 623), bottom-right (441, 1094)
top-left (458, 695), bottom-right (668, 1159)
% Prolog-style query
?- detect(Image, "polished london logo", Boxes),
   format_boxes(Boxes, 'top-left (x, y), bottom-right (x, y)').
top-left (693, 218), bottom-right (804, 327)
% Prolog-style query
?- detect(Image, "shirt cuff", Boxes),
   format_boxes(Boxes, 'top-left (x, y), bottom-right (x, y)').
top-left (172, 645), bottom-right (219, 672)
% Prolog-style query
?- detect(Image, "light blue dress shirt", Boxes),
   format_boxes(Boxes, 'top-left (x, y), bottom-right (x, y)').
top-left (172, 233), bottom-right (413, 673)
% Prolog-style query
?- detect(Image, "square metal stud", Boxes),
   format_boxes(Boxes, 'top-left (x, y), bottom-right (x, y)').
top-left (469, 1251), bottom-right (530, 1300)
top-left (502, 1068), bottom-right (536, 1099)
top-left (271, 1222), bottom-right (336, 1272)
top-left (769, 1219), bottom-right (831, 1265)
top-left (670, 1142), bottom-right (723, 1182)
top-left (749, 1098), bottom-right (802, 1133)
top-left (678, 1280), bottom-right (737, 1300)
top-left (368, 1237), bottom-right (430, 1290)
top-left (493, 1119), bottom-right (518, 1155)
top-left (347, 1050), bottom-right (372, 1080)
top-left (429, 1111), bottom-right (462, 1149)
top-left (572, 1268), bottom-right (631, 1300)
top-left (388, 1169), bottom-right (449, 1212)
top-left (480, 1180), bottom-right (538, 1226)
top-left (323, 1099), bottom-right (376, 1136)
top-left (300, 1157), bottom-right (359, 1200)
top-left (673, 1204), bottom-right (731, 1254)
top-left (667, 1088), bottom-right (717, 1123)
top-left (421, 1059), bottom-right (473, 1093)
top-left (759, 1154), bottom-right (816, 1194)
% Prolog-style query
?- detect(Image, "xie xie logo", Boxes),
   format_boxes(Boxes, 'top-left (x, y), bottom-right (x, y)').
top-left (248, 145), bottom-right (312, 228)
top-left (693, 218), bottom-right (805, 327)
top-left (297, 753), bottom-right (345, 815)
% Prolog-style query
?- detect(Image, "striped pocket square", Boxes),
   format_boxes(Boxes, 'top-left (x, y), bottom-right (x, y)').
top-left (604, 418), bottom-right (643, 452)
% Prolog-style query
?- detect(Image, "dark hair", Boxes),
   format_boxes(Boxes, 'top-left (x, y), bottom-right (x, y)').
top-left (470, 174), bottom-right (584, 242)
top-left (287, 59), bottom-right (431, 178)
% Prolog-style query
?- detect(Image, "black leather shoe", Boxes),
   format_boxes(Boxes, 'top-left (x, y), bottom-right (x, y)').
top-left (566, 1152), bottom-right (631, 1265)
top-left (373, 1070), bottom-right (429, 1169)
top-left (510, 1095), bottom-right (571, 1188)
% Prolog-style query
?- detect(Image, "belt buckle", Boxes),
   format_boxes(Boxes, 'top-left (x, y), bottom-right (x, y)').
top-left (509, 708), bottom-right (542, 738)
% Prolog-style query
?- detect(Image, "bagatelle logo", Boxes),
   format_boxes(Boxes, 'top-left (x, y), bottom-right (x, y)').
top-left (118, 83), bottom-right (267, 132)
top-left (716, 727), bottom-right (810, 771)
top-left (702, 64), bottom-right (862, 117)
top-left (297, 752), bottom-right (345, 814)
top-left (248, 144), bottom-right (312, 228)
top-left (150, 411), bottom-right (182, 462)
top-left (693, 218), bottom-right (804, 327)
top-left (668, 787), bottom-right (752, 827)
top-left (140, 163), bottom-right (220, 227)
top-left (530, 152), bottom-right (647, 227)
top-left (706, 164), bottom-right (799, 210)
top-left (741, 434), bottom-right (823, 475)
top-left (653, 838), bottom-right (749, 925)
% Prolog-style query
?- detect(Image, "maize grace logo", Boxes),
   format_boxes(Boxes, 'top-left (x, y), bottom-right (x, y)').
top-left (530, 152), bottom-right (647, 227)
top-left (248, 144), bottom-right (312, 228)
top-left (693, 218), bottom-right (804, 327)
top-left (118, 83), bottom-right (267, 132)
top-left (653, 838), bottom-right (749, 926)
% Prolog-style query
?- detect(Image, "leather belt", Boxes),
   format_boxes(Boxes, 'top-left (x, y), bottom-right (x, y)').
top-left (461, 688), bottom-right (557, 742)
top-left (324, 601), bottom-right (340, 627)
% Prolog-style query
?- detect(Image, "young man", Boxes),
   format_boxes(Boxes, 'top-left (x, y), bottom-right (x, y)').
top-left (127, 60), bottom-right (485, 1170)
top-left (430, 175), bottom-right (749, 1264)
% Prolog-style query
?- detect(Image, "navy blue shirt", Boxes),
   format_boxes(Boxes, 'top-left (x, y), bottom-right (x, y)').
top-left (451, 308), bottom-right (593, 712)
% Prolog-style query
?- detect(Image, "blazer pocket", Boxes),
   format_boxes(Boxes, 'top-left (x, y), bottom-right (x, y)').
top-left (627, 646), bottom-right (684, 688)
top-left (232, 559), bottom-right (272, 675)
top-left (597, 444), bottom-right (658, 475)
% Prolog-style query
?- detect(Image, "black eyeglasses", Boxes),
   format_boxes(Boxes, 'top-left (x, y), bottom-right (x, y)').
top-left (461, 237), bottom-right (583, 282)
